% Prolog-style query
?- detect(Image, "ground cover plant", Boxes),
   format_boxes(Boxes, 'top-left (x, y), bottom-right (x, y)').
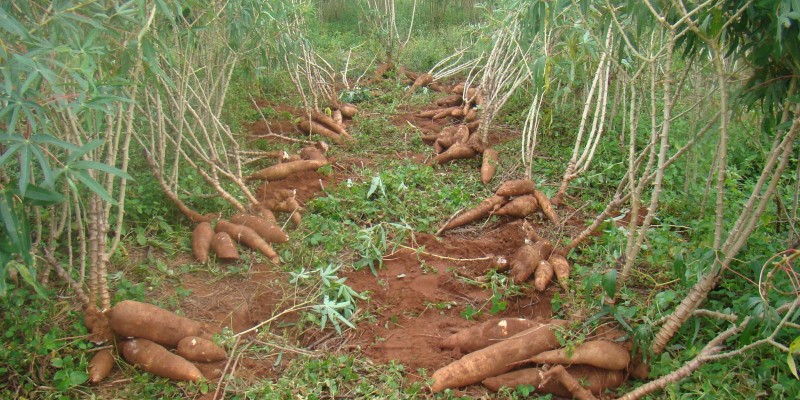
top-left (1, 0), bottom-right (799, 399)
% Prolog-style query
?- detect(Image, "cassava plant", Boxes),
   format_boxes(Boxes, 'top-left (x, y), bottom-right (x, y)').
top-left (0, 1), bottom-right (149, 327)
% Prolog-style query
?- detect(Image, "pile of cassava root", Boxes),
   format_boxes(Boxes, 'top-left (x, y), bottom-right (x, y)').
top-left (439, 179), bottom-right (570, 292)
top-left (88, 300), bottom-right (226, 383)
top-left (431, 318), bottom-right (629, 399)
top-left (296, 103), bottom-right (358, 145)
top-left (192, 143), bottom-right (331, 264)
top-left (410, 78), bottom-right (501, 184)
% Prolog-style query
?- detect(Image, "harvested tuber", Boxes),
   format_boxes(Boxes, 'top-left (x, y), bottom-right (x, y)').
top-left (212, 232), bottom-right (239, 260)
top-left (464, 108), bottom-right (478, 122)
top-left (434, 143), bottom-right (477, 164)
top-left (297, 120), bottom-right (343, 145)
top-left (417, 109), bottom-right (445, 118)
top-left (177, 336), bottom-right (227, 362)
top-left (230, 213), bottom-right (289, 243)
top-left (430, 320), bottom-right (567, 393)
top-left (332, 109), bottom-right (343, 124)
top-left (270, 197), bottom-right (301, 213)
top-left (440, 318), bottom-right (546, 353)
top-left (440, 195), bottom-right (507, 232)
top-left (256, 206), bottom-right (278, 224)
top-left (548, 252), bottom-right (570, 290)
top-left (88, 349), bottom-right (115, 384)
top-left (107, 300), bottom-right (208, 347)
top-left (542, 365), bottom-right (599, 400)
top-left (339, 103), bottom-right (358, 118)
top-left (246, 159), bottom-right (328, 182)
top-left (534, 259), bottom-right (554, 291)
top-left (191, 222), bottom-right (214, 263)
top-left (495, 179), bottom-right (537, 197)
top-left (510, 240), bottom-right (553, 284)
top-left (480, 148), bottom-right (498, 184)
top-left (533, 189), bottom-right (560, 225)
top-left (121, 339), bottom-right (203, 382)
top-left (311, 111), bottom-right (350, 139)
top-left (489, 255), bottom-right (509, 273)
top-left (525, 340), bottom-right (631, 370)
top-left (193, 361), bottom-right (225, 380)
top-left (405, 73), bottom-right (433, 96)
top-left (299, 143), bottom-right (328, 162)
top-left (433, 107), bottom-right (458, 120)
top-left (482, 367), bottom-right (565, 396)
top-left (216, 220), bottom-right (280, 263)
top-left (436, 94), bottom-right (462, 107)
top-left (483, 365), bottom-right (623, 398)
top-left (492, 195), bottom-right (538, 218)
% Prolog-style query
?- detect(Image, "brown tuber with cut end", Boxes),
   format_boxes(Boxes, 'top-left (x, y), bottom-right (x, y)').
top-left (441, 195), bottom-right (507, 232)
top-left (121, 339), bottom-right (203, 382)
top-left (246, 159), bottom-right (328, 182)
top-left (177, 336), bottom-right (227, 362)
top-left (107, 300), bottom-right (208, 347)
top-left (405, 73), bottom-right (433, 96)
top-left (212, 232), bottom-right (239, 260)
top-left (230, 214), bottom-right (288, 244)
top-left (495, 179), bottom-right (537, 197)
top-left (216, 220), bottom-right (280, 263)
top-left (440, 318), bottom-right (548, 353)
top-left (489, 255), bottom-right (509, 272)
top-left (88, 349), bottom-right (115, 384)
top-left (429, 320), bottom-right (568, 393)
top-left (434, 143), bottom-right (477, 164)
top-left (533, 189), bottom-right (560, 225)
top-left (492, 195), bottom-right (539, 218)
top-left (191, 222), bottom-right (214, 263)
top-left (510, 240), bottom-right (553, 284)
top-left (534, 259), bottom-right (554, 291)
top-left (548, 252), bottom-right (570, 290)
top-left (481, 148), bottom-right (499, 184)
top-left (525, 340), bottom-right (631, 370)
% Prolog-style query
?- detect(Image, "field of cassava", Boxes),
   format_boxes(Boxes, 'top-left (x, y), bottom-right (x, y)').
top-left (2, 1), bottom-right (800, 399)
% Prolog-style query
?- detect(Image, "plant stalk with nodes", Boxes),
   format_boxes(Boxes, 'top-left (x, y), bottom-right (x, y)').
top-left (134, 1), bottom-right (271, 221)
top-left (551, 27), bottom-right (613, 206)
top-left (471, 18), bottom-right (532, 149)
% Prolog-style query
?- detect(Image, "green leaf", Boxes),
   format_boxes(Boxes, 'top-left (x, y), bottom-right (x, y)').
top-left (65, 139), bottom-right (105, 165)
top-left (0, 191), bottom-right (26, 255)
top-left (602, 269), bottom-right (618, 299)
top-left (788, 351), bottom-right (798, 379)
top-left (0, 7), bottom-right (28, 39)
top-left (20, 184), bottom-right (66, 205)
top-left (790, 336), bottom-right (800, 354)
top-left (68, 371), bottom-right (88, 386)
top-left (71, 160), bottom-right (133, 180)
top-left (72, 170), bottom-right (117, 205)
top-left (31, 134), bottom-right (81, 152)
top-left (0, 142), bottom-right (24, 168)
